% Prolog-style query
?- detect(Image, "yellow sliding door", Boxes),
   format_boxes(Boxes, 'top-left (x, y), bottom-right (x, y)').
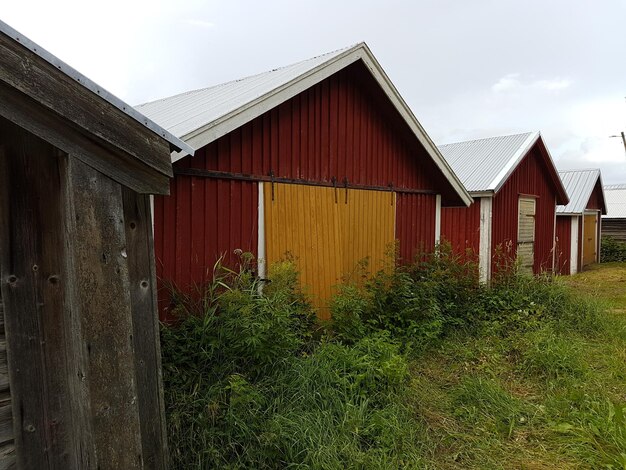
top-left (264, 183), bottom-right (395, 318)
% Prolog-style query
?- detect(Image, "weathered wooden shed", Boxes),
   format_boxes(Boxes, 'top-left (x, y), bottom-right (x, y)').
top-left (137, 43), bottom-right (472, 318)
top-left (439, 132), bottom-right (569, 281)
top-left (0, 21), bottom-right (192, 468)
top-left (555, 169), bottom-right (606, 275)
top-left (602, 184), bottom-right (626, 242)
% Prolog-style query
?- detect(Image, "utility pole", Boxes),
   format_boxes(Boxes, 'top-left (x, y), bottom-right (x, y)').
top-left (609, 131), bottom-right (626, 155)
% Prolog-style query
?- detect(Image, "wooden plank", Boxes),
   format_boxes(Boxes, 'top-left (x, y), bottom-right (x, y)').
top-left (0, 440), bottom-right (15, 470)
top-left (517, 198), bottom-right (536, 271)
top-left (0, 81), bottom-right (170, 195)
top-left (0, 340), bottom-right (9, 393)
top-left (0, 148), bottom-right (14, 470)
top-left (0, 123), bottom-right (88, 468)
top-left (602, 219), bottom-right (626, 241)
top-left (122, 188), bottom-right (168, 469)
top-left (0, 300), bottom-right (4, 335)
top-left (0, 31), bottom-right (172, 179)
top-left (0, 403), bottom-right (12, 446)
top-left (264, 183), bottom-right (394, 318)
top-left (68, 158), bottom-right (143, 469)
top-left (0, 260), bottom-right (12, 469)
top-left (583, 213), bottom-right (597, 267)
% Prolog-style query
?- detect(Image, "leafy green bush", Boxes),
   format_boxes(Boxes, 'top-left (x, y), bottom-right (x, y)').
top-left (161, 247), bottom-right (624, 468)
top-left (478, 271), bottom-right (605, 337)
top-left (408, 242), bottom-right (481, 329)
top-left (601, 236), bottom-right (626, 262)
top-left (330, 244), bottom-right (481, 348)
top-left (161, 258), bottom-right (427, 468)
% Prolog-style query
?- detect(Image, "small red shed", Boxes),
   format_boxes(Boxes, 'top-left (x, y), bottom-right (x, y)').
top-left (138, 43), bottom-right (472, 318)
top-left (439, 132), bottom-right (569, 281)
top-left (555, 169), bottom-right (606, 274)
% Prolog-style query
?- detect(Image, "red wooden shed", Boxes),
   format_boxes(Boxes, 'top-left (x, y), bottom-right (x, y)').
top-left (138, 43), bottom-right (472, 318)
top-left (555, 169), bottom-right (606, 275)
top-left (439, 132), bottom-right (569, 281)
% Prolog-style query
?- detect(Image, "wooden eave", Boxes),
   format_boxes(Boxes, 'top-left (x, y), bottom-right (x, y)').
top-left (0, 28), bottom-right (175, 195)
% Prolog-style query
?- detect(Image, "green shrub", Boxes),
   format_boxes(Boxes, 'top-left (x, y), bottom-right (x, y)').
top-left (161, 257), bottom-right (427, 468)
top-left (408, 242), bottom-right (482, 329)
top-left (478, 272), bottom-right (605, 337)
top-left (601, 236), bottom-right (626, 262)
top-left (161, 245), bottom-right (624, 469)
top-left (328, 283), bottom-right (369, 343)
top-left (365, 267), bottom-right (443, 347)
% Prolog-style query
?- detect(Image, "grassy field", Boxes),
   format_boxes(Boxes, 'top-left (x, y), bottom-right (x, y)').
top-left (414, 263), bottom-right (626, 469)
top-left (162, 259), bottom-right (626, 469)
top-left (561, 262), bottom-right (626, 312)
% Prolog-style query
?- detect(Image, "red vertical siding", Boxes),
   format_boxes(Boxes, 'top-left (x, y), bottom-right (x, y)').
top-left (154, 178), bottom-right (258, 318)
top-left (555, 216), bottom-right (571, 275)
top-left (189, 62), bottom-right (450, 195)
top-left (440, 200), bottom-right (481, 258)
top-left (586, 180), bottom-right (605, 211)
top-left (491, 146), bottom-right (558, 274)
top-left (156, 62), bottom-right (447, 318)
top-left (396, 193), bottom-right (437, 262)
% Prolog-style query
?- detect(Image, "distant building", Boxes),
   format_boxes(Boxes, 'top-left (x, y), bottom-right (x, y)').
top-left (555, 169), bottom-right (606, 274)
top-left (602, 184), bottom-right (626, 242)
top-left (439, 132), bottom-right (569, 281)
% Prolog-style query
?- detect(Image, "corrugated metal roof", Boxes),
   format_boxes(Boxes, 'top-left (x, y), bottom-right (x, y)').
top-left (604, 185), bottom-right (626, 218)
top-left (557, 169), bottom-right (602, 214)
top-left (136, 42), bottom-right (473, 206)
top-left (137, 46), bottom-right (352, 140)
top-left (438, 132), bottom-right (538, 192)
top-left (0, 19), bottom-right (193, 156)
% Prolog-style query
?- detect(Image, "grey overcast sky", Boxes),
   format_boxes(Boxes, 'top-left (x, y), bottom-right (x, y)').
top-left (5, 0), bottom-right (626, 182)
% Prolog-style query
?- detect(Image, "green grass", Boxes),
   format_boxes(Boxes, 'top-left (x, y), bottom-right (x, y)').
top-left (562, 262), bottom-right (626, 311)
top-left (161, 257), bottom-right (626, 469)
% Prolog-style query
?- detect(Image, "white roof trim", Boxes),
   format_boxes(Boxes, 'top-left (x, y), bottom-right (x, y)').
top-left (488, 132), bottom-right (539, 192)
top-left (167, 43), bottom-right (472, 206)
top-left (468, 191), bottom-right (494, 198)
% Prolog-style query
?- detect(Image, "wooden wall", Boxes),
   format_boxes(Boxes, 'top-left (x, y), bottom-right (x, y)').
top-left (555, 216), bottom-right (572, 275)
top-left (491, 145), bottom-right (558, 274)
top-left (0, 119), bottom-right (166, 469)
top-left (602, 219), bottom-right (626, 242)
top-left (440, 198), bottom-right (481, 259)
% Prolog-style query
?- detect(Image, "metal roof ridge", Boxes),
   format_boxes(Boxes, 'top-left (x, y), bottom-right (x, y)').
top-left (439, 131), bottom-right (533, 148)
top-left (137, 43), bottom-right (362, 108)
top-left (141, 41), bottom-right (472, 206)
top-left (558, 168), bottom-right (601, 174)
top-left (170, 42), bottom-right (366, 149)
top-left (488, 131), bottom-right (539, 191)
